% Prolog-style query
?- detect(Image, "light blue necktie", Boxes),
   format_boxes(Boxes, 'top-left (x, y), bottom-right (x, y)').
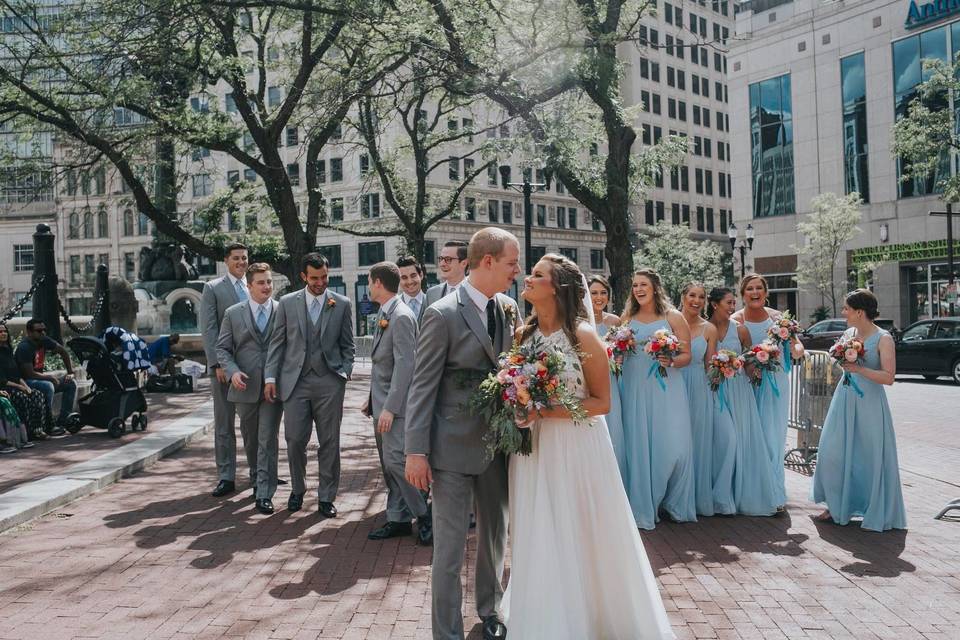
top-left (310, 297), bottom-right (322, 326)
top-left (235, 279), bottom-right (248, 301)
top-left (256, 305), bottom-right (268, 333)
top-left (409, 297), bottom-right (421, 318)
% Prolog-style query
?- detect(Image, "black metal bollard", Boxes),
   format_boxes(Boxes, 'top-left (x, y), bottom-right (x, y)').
top-left (93, 263), bottom-right (111, 335)
top-left (32, 223), bottom-right (62, 343)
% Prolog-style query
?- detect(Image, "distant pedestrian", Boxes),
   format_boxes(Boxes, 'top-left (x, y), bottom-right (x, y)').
top-left (0, 323), bottom-right (54, 441)
top-left (15, 318), bottom-right (76, 436)
top-left (148, 333), bottom-right (182, 375)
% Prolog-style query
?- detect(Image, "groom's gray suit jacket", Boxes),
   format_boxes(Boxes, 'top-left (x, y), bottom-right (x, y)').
top-left (404, 287), bottom-right (519, 474)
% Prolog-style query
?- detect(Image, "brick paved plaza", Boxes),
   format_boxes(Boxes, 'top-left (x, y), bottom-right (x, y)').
top-left (0, 372), bottom-right (958, 640)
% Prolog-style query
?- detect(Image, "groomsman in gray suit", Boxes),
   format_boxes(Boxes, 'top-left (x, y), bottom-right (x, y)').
top-left (405, 228), bottom-right (521, 640)
top-left (396, 256), bottom-right (427, 323)
top-left (362, 262), bottom-right (432, 545)
top-left (264, 253), bottom-right (354, 517)
top-left (215, 263), bottom-right (282, 515)
top-left (200, 242), bottom-right (248, 497)
top-left (424, 240), bottom-right (467, 308)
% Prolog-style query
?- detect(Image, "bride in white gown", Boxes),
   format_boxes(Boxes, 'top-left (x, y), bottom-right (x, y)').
top-left (503, 254), bottom-right (675, 640)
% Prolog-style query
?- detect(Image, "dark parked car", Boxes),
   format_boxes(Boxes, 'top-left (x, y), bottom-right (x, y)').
top-left (895, 318), bottom-right (960, 384)
top-left (800, 318), bottom-right (900, 350)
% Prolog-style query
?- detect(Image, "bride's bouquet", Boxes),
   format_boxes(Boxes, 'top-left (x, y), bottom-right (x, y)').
top-left (766, 311), bottom-right (802, 372)
top-left (708, 350), bottom-right (744, 413)
top-left (603, 324), bottom-right (637, 377)
top-left (740, 340), bottom-right (782, 394)
top-left (640, 328), bottom-right (682, 390)
top-left (468, 337), bottom-right (588, 457)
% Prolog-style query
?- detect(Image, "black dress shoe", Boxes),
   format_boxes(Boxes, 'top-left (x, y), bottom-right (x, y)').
top-left (417, 515), bottom-right (433, 546)
top-left (256, 498), bottom-right (274, 515)
top-left (277, 478), bottom-right (288, 485)
top-left (481, 616), bottom-right (507, 640)
top-left (288, 492), bottom-right (304, 512)
top-left (211, 480), bottom-right (235, 497)
top-left (47, 426), bottom-right (66, 437)
top-left (368, 521), bottom-right (412, 540)
top-left (318, 501), bottom-right (337, 518)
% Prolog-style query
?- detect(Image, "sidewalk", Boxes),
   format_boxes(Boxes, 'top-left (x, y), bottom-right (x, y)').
top-left (0, 374), bottom-right (957, 639)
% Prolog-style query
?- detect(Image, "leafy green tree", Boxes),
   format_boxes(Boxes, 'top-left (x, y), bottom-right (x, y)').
top-left (793, 192), bottom-right (862, 317)
top-left (632, 222), bottom-right (725, 303)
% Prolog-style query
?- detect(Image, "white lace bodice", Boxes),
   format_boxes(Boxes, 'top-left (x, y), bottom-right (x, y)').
top-left (531, 328), bottom-right (588, 400)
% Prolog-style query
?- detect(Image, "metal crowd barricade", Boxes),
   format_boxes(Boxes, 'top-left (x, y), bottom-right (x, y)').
top-left (354, 335), bottom-right (374, 367)
top-left (785, 350), bottom-right (842, 472)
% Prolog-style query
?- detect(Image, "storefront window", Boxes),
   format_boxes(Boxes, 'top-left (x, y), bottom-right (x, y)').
top-left (905, 262), bottom-right (955, 322)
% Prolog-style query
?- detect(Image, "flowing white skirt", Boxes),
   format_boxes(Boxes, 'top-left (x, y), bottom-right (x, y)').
top-left (503, 416), bottom-right (675, 639)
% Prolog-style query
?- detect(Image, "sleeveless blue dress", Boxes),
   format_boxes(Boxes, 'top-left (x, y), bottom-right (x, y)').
top-left (598, 323), bottom-right (627, 482)
top-left (681, 334), bottom-right (717, 516)
top-left (811, 330), bottom-right (907, 531)
top-left (620, 319), bottom-right (696, 527)
top-left (744, 317), bottom-right (790, 507)
top-left (716, 321), bottom-right (779, 516)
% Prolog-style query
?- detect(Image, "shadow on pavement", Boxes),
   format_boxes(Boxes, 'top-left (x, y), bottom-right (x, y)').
top-left (813, 520), bottom-right (914, 578)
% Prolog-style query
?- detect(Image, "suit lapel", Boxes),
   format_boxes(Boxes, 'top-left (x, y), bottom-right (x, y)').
top-left (371, 298), bottom-right (392, 357)
top-left (458, 288), bottom-right (497, 365)
top-left (222, 276), bottom-right (240, 305)
top-left (295, 290), bottom-right (308, 342)
top-left (319, 290), bottom-right (332, 338)
top-left (240, 302), bottom-right (258, 344)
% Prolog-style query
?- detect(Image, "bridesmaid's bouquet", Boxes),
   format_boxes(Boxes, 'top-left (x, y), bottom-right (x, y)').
top-left (740, 340), bottom-right (782, 391)
top-left (603, 324), bottom-right (637, 377)
top-left (468, 337), bottom-right (587, 457)
top-left (828, 334), bottom-right (865, 392)
top-left (640, 328), bottom-right (682, 389)
top-left (767, 311), bottom-right (802, 372)
top-left (708, 350), bottom-right (744, 413)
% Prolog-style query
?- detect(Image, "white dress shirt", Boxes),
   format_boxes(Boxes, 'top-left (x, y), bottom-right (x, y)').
top-left (402, 291), bottom-right (426, 312)
top-left (460, 278), bottom-right (496, 322)
top-left (248, 298), bottom-right (272, 324)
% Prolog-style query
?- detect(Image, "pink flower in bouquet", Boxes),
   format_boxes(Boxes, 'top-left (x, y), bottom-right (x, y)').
top-left (755, 349), bottom-right (769, 363)
top-left (844, 348), bottom-right (860, 362)
top-left (778, 326), bottom-right (790, 339)
top-left (723, 367), bottom-right (736, 378)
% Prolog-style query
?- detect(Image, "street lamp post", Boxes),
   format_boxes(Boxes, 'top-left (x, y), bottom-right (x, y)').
top-left (727, 222), bottom-right (756, 280)
top-left (930, 203), bottom-right (957, 316)
top-left (500, 165), bottom-right (551, 309)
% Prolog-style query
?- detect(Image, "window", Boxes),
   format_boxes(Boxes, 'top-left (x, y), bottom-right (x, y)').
top-left (502, 201), bottom-right (513, 224)
top-left (13, 244), bottom-right (33, 272)
top-left (500, 166), bottom-right (512, 187)
top-left (706, 207), bottom-right (715, 233)
top-left (331, 197), bottom-right (344, 221)
top-left (530, 246), bottom-right (547, 263)
top-left (465, 197), bottom-right (477, 221)
top-left (488, 164), bottom-right (498, 186)
top-left (656, 201), bottom-right (665, 222)
top-left (680, 166), bottom-right (689, 192)
top-left (361, 193), bottom-right (380, 218)
top-left (316, 159), bottom-right (326, 183)
top-left (267, 86), bottom-right (282, 108)
top-left (83, 208), bottom-right (93, 239)
top-left (448, 157), bottom-right (459, 181)
top-left (645, 201), bottom-right (655, 225)
top-left (488, 199), bottom-right (500, 222)
top-left (330, 158), bottom-right (343, 182)
top-left (70, 255), bottom-right (81, 283)
top-left (841, 52), bottom-right (869, 202)
top-left (225, 93), bottom-right (237, 113)
top-left (667, 66), bottom-right (675, 87)
top-left (665, 2), bottom-right (674, 24)
top-left (227, 170), bottom-right (240, 185)
top-left (536, 204), bottom-right (547, 226)
top-left (358, 241), bottom-right (385, 266)
top-left (705, 169), bottom-right (713, 195)
top-left (559, 247), bottom-right (578, 263)
top-left (424, 240), bottom-right (436, 265)
top-left (720, 209), bottom-right (729, 235)
top-left (192, 174), bottom-right (214, 197)
top-left (719, 171), bottom-right (727, 198)
top-left (749, 74), bottom-right (795, 217)
top-left (359, 154), bottom-right (370, 177)
top-left (652, 94), bottom-right (661, 114)
top-left (568, 207), bottom-right (578, 229)
top-left (97, 206), bottom-right (108, 238)
top-left (286, 163), bottom-right (300, 186)
top-left (703, 139), bottom-right (712, 158)
top-left (678, 101), bottom-right (686, 121)
top-left (683, 203), bottom-right (691, 226)
top-left (191, 146), bottom-right (210, 162)
top-left (696, 206), bottom-right (705, 231)
top-left (120, 209), bottom-right (133, 236)
top-left (124, 252), bottom-right (135, 280)
top-left (286, 127), bottom-right (299, 147)
top-left (557, 206), bottom-right (566, 228)
top-left (84, 254), bottom-right (95, 280)
top-left (642, 124), bottom-right (652, 145)
top-left (190, 96), bottom-right (209, 113)
top-left (668, 98), bottom-right (676, 119)
top-left (317, 244), bottom-right (342, 269)
top-left (464, 158), bottom-right (475, 177)
top-left (65, 169), bottom-right (77, 196)
top-left (672, 203), bottom-right (681, 225)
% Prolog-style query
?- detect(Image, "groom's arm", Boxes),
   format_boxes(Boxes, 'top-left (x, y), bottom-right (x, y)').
top-left (404, 306), bottom-right (449, 458)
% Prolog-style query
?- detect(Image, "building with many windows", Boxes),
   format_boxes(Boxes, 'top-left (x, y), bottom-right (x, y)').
top-left (729, 0), bottom-right (960, 325)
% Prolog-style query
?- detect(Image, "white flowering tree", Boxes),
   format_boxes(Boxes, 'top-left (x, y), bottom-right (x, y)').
top-left (632, 222), bottom-right (726, 304)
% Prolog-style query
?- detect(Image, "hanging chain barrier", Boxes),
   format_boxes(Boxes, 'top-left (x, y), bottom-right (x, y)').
top-left (57, 290), bottom-right (107, 335)
top-left (1, 276), bottom-right (45, 323)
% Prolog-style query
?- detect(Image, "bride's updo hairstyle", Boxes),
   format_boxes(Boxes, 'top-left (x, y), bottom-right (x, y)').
top-left (518, 253), bottom-right (589, 351)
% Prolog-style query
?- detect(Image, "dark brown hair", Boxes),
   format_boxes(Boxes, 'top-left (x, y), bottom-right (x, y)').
top-left (518, 254), bottom-right (588, 350)
top-left (623, 268), bottom-right (671, 317)
top-left (369, 261), bottom-right (401, 294)
top-left (396, 255), bottom-right (424, 276)
top-left (443, 240), bottom-right (468, 262)
top-left (301, 252), bottom-right (330, 273)
top-left (223, 242), bottom-right (248, 259)
top-left (707, 287), bottom-right (735, 319)
top-left (588, 274), bottom-right (612, 296)
top-left (845, 288), bottom-right (879, 320)
top-left (245, 262), bottom-right (272, 284)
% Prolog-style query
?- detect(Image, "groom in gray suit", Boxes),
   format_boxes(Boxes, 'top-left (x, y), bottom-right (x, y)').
top-left (200, 242), bottom-right (248, 497)
top-left (406, 228), bottom-right (521, 640)
top-left (215, 263), bottom-right (282, 515)
top-left (362, 261), bottom-right (431, 545)
top-left (264, 252), bottom-right (355, 517)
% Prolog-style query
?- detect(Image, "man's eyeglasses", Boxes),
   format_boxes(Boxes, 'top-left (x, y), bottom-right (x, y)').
top-left (438, 256), bottom-right (460, 264)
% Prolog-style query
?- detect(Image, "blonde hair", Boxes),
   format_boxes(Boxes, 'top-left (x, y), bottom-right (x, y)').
top-left (679, 281), bottom-right (707, 317)
top-left (623, 268), bottom-right (671, 317)
top-left (738, 273), bottom-right (768, 297)
top-left (467, 227), bottom-right (519, 269)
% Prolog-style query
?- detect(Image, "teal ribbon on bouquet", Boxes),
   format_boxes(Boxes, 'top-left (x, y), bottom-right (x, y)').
top-left (717, 381), bottom-right (732, 416)
top-left (760, 369), bottom-right (780, 397)
top-left (647, 360), bottom-right (667, 391)
top-left (843, 372), bottom-right (865, 398)
top-left (782, 342), bottom-right (792, 374)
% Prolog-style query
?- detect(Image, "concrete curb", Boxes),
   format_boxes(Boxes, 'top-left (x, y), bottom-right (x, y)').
top-left (0, 402), bottom-right (215, 533)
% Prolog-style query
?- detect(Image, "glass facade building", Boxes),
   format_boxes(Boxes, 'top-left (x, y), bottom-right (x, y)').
top-left (749, 74), bottom-right (794, 218)
top-left (840, 52), bottom-right (869, 202)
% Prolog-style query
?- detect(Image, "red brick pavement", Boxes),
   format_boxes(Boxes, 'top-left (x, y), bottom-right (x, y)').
top-left (0, 381), bottom-right (211, 495)
top-left (0, 373), bottom-right (958, 640)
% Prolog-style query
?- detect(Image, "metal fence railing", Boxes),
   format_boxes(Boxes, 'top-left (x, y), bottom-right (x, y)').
top-left (354, 335), bottom-right (374, 367)
top-left (785, 350), bottom-right (842, 472)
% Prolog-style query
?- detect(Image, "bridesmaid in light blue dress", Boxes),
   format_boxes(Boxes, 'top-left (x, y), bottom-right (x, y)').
top-left (708, 287), bottom-right (779, 516)
top-left (620, 268), bottom-right (697, 528)
top-left (588, 275), bottom-right (626, 479)
top-left (811, 289), bottom-right (907, 531)
top-left (732, 273), bottom-right (804, 509)
top-left (679, 283), bottom-right (728, 516)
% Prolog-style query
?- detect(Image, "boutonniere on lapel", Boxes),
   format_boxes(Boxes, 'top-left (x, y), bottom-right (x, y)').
top-left (378, 317), bottom-right (389, 331)
top-left (326, 297), bottom-right (336, 309)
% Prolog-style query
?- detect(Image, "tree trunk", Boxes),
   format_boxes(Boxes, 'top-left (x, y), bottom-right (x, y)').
top-left (604, 215), bottom-right (634, 314)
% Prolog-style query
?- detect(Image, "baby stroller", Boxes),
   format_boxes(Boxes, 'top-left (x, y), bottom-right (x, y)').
top-left (68, 332), bottom-right (149, 438)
